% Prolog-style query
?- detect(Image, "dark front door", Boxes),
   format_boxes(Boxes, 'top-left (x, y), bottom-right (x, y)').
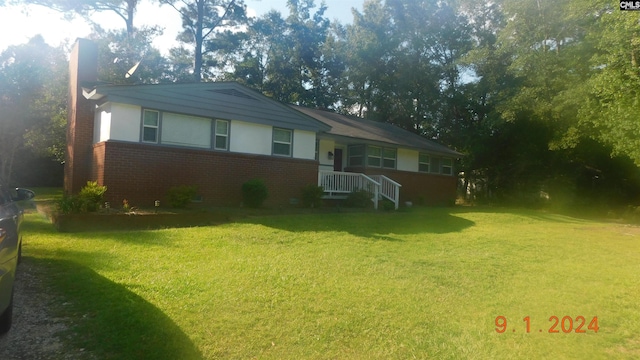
top-left (333, 148), bottom-right (343, 171)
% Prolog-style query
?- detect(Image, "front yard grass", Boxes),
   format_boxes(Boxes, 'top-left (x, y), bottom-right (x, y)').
top-left (20, 203), bottom-right (640, 359)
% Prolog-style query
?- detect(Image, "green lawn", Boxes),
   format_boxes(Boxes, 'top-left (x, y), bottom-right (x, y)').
top-left (20, 202), bottom-right (640, 359)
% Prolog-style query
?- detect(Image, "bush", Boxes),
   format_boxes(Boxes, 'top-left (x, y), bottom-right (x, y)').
top-left (242, 179), bottom-right (268, 208)
top-left (166, 185), bottom-right (198, 208)
top-left (57, 181), bottom-right (107, 214)
top-left (78, 181), bottom-right (107, 212)
top-left (301, 184), bottom-right (324, 208)
top-left (345, 189), bottom-right (373, 208)
top-left (57, 195), bottom-right (82, 214)
top-left (380, 199), bottom-right (396, 211)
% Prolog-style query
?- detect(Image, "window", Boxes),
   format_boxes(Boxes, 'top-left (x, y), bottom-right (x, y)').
top-left (162, 112), bottom-right (211, 148)
top-left (423, 156), bottom-right (453, 175)
top-left (441, 158), bottom-right (453, 175)
top-left (142, 110), bottom-right (159, 143)
top-left (383, 148), bottom-right (396, 169)
top-left (367, 146), bottom-right (381, 167)
top-left (419, 153), bottom-right (430, 173)
top-left (348, 145), bottom-right (364, 166)
top-left (315, 139), bottom-right (319, 161)
top-left (430, 157), bottom-right (441, 174)
top-left (215, 119), bottom-right (229, 150)
top-left (273, 128), bottom-right (292, 156)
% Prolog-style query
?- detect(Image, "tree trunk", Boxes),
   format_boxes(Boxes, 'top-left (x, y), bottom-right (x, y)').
top-left (126, 0), bottom-right (136, 37)
top-left (194, 0), bottom-right (204, 82)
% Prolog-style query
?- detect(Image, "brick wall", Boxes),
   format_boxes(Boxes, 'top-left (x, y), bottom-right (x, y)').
top-left (65, 39), bottom-right (98, 195)
top-left (345, 167), bottom-right (457, 205)
top-left (93, 141), bottom-right (319, 208)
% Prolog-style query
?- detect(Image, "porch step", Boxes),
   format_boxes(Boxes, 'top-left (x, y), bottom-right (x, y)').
top-left (318, 171), bottom-right (402, 210)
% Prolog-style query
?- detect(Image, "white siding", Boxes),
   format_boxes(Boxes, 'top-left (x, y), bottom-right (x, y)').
top-left (397, 148), bottom-right (419, 172)
top-left (293, 130), bottom-right (316, 160)
top-left (161, 113), bottom-right (211, 149)
top-left (230, 120), bottom-right (272, 155)
top-left (94, 103), bottom-right (111, 143)
top-left (99, 102), bottom-right (321, 159)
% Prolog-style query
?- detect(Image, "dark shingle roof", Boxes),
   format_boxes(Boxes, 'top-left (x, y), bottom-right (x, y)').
top-left (84, 82), bottom-right (331, 133)
top-left (291, 106), bottom-right (463, 157)
top-left (85, 81), bottom-right (461, 157)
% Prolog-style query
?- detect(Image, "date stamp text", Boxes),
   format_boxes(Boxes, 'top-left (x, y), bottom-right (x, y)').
top-left (495, 316), bottom-right (599, 333)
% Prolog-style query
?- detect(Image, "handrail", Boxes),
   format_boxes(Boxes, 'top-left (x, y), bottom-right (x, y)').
top-left (318, 171), bottom-right (381, 209)
top-left (318, 171), bottom-right (401, 210)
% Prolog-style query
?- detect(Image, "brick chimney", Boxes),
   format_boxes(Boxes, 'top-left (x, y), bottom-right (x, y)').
top-left (64, 39), bottom-right (98, 195)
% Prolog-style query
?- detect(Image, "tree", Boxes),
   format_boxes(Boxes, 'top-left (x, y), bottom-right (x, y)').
top-left (341, 0), bottom-right (472, 136)
top-left (11, 0), bottom-right (140, 36)
top-left (224, 0), bottom-right (341, 107)
top-left (579, 1), bottom-right (640, 165)
top-left (160, 0), bottom-right (247, 81)
top-left (0, 36), bottom-right (68, 184)
top-left (339, 0), bottom-right (395, 117)
top-left (89, 26), bottom-right (174, 84)
top-left (457, 0), bottom-right (640, 205)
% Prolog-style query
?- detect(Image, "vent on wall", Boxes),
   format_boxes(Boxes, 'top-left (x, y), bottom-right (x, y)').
top-left (208, 88), bottom-right (258, 101)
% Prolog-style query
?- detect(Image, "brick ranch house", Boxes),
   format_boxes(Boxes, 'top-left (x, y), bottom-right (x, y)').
top-left (65, 39), bottom-right (462, 209)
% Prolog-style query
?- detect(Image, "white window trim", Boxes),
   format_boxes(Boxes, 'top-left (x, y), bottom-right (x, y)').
top-left (419, 153), bottom-right (430, 173)
top-left (142, 109), bottom-right (160, 143)
top-left (348, 145), bottom-right (365, 167)
top-left (382, 148), bottom-right (396, 169)
top-left (441, 158), bottom-right (453, 175)
top-left (272, 128), bottom-right (292, 157)
top-left (367, 146), bottom-right (382, 167)
top-left (214, 119), bottom-right (229, 150)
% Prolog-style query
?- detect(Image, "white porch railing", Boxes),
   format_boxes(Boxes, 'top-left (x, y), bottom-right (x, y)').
top-left (370, 175), bottom-right (402, 210)
top-left (318, 171), bottom-right (402, 210)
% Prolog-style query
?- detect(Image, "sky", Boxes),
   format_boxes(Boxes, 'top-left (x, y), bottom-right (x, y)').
top-left (0, 0), bottom-right (363, 54)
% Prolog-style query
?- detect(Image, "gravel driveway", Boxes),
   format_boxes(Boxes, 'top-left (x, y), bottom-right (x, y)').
top-left (0, 259), bottom-right (90, 359)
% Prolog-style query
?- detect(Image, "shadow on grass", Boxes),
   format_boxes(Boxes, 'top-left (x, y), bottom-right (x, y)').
top-left (241, 207), bottom-right (476, 239)
top-left (28, 256), bottom-right (203, 360)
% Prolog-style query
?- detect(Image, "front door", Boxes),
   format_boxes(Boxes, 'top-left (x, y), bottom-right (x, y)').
top-left (333, 148), bottom-right (343, 171)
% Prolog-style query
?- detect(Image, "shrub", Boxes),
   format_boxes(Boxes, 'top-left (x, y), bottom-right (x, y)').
top-left (166, 185), bottom-right (198, 208)
top-left (78, 181), bottom-right (107, 212)
top-left (242, 179), bottom-right (268, 208)
top-left (57, 181), bottom-right (107, 214)
top-left (380, 199), bottom-right (396, 211)
top-left (345, 189), bottom-right (373, 208)
top-left (57, 195), bottom-right (83, 214)
top-left (301, 184), bottom-right (324, 208)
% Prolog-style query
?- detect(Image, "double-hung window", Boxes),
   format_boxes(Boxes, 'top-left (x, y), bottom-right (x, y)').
top-left (367, 146), bottom-right (382, 167)
top-left (214, 119), bottom-right (229, 150)
top-left (348, 145), bottom-right (364, 166)
top-left (142, 110), bottom-right (159, 143)
top-left (419, 153), bottom-right (430, 173)
top-left (364, 146), bottom-right (396, 168)
top-left (273, 128), bottom-right (292, 156)
top-left (441, 158), bottom-right (453, 175)
top-left (430, 157), bottom-right (441, 174)
top-left (383, 148), bottom-right (396, 169)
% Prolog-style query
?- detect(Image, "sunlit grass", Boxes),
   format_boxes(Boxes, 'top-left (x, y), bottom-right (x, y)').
top-left (20, 205), bottom-right (640, 359)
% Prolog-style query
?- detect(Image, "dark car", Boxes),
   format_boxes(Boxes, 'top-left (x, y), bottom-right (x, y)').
top-left (0, 186), bottom-right (34, 334)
